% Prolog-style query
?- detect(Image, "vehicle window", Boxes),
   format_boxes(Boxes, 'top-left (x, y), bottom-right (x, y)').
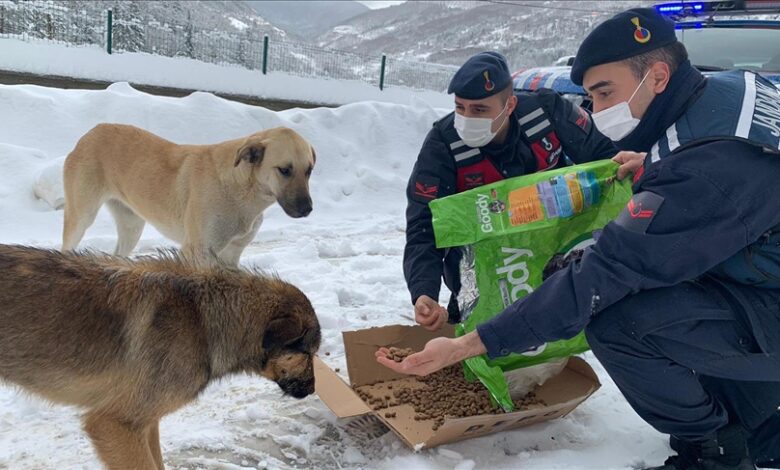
top-left (676, 27), bottom-right (780, 72)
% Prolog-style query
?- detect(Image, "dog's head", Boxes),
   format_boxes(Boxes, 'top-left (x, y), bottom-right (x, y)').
top-left (234, 127), bottom-right (316, 218)
top-left (257, 284), bottom-right (321, 399)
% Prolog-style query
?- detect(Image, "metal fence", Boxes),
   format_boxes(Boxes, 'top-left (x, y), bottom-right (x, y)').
top-left (0, 0), bottom-right (458, 92)
top-left (0, 1), bottom-right (104, 46)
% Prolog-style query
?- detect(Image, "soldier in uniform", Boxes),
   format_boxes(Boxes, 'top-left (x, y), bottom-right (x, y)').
top-left (387, 10), bottom-right (780, 470)
top-left (404, 51), bottom-right (637, 331)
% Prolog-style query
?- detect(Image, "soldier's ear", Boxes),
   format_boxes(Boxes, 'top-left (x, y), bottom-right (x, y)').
top-left (649, 61), bottom-right (672, 95)
top-left (234, 142), bottom-right (266, 167)
top-left (507, 94), bottom-right (518, 114)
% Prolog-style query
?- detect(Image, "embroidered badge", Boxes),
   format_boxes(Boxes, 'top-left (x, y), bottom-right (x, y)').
top-left (574, 107), bottom-right (592, 132)
top-left (412, 175), bottom-right (440, 202)
top-left (614, 191), bottom-right (664, 233)
top-left (530, 132), bottom-right (563, 170)
top-left (483, 71), bottom-right (495, 92)
top-left (464, 172), bottom-right (485, 188)
top-left (632, 17), bottom-right (651, 44)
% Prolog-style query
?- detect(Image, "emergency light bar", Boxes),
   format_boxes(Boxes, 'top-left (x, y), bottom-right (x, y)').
top-left (656, 2), bottom-right (705, 14)
top-left (655, 0), bottom-right (780, 16)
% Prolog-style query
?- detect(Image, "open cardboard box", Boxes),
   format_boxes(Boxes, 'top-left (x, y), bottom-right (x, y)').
top-left (315, 324), bottom-right (601, 449)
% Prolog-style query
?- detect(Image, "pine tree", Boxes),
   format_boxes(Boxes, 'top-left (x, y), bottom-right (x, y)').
top-left (22, 2), bottom-right (46, 39)
top-left (113, 0), bottom-right (145, 52)
top-left (42, 4), bottom-right (69, 42)
top-left (237, 28), bottom-right (254, 69)
top-left (183, 9), bottom-right (195, 59)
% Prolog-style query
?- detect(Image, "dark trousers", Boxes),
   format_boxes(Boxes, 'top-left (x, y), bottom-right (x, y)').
top-left (584, 279), bottom-right (780, 458)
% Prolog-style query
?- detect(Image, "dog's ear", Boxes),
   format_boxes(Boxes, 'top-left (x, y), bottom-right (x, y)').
top-left (263, 316), bottom-right (303, 349)
top-left (311, 146), bottom-right (316, 165)
top-left (234, 142), bottom-right (266, 167)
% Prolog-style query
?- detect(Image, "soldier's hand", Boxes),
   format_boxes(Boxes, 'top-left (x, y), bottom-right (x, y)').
top-left (613, 151), bottom-right (646, 180)
top-left (414, 295), bottom-right (448, 331)
top-left (375, 331), bottom-right (488, 377)
top-left (376, 337), bottom-right (455, 376)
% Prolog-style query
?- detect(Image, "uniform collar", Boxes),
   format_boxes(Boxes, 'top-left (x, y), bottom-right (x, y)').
top-left (615, 60), bottom-right (706, 152)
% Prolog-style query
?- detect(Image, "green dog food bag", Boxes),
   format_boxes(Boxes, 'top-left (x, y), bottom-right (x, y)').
top-left (429, 160), bottom-right (632, 411)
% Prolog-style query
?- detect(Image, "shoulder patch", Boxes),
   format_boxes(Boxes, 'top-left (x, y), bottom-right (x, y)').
top-left (570, 105), bottom-right (592, 134)
top-left (530, 131), bottom-right (563, 170)
top-left (412, 175), bottom-right (440, 203)
top-left (614, 191), bottom-right (664, 233)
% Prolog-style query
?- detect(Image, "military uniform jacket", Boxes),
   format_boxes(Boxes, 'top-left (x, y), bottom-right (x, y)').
top-left (403, 89), bottom-right (617, 309)
top-left (477, 70), bottom-right (780, 363)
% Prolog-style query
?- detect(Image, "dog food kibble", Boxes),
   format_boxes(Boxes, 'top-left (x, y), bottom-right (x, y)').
top-left (353, 348), bottom-right (547, 431)
top-left (325, 352), bottom-right (330, 356)
top-left (385, 347), bottom-right (414, 363)
top-left (335, 368), bottom-right (340, 373)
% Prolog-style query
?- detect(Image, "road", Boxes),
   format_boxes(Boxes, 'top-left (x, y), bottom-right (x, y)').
top-left (0, 69), bottom-right (333, 111)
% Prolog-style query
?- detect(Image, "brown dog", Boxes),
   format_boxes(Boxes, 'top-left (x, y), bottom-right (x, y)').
top-left (62, 124), bottom-right (316, 266)
top-left (0, 244), bottom-right (321, 470)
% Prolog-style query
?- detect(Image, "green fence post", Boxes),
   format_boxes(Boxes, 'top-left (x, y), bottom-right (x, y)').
top-left (379, 54), bottom-right (386, 90)
top-left (262, 35), bottom-right (268, 75)
top-left (106, 9), bottom-right (113, 54)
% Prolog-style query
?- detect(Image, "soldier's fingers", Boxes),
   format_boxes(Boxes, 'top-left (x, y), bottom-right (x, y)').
top-left (616, 163), bottom-right (631, 180)
top-left (375, 347), bottom-right (391, 358)
top-left (416, 309), bottom-right (436, 323)
top-left (431, 309), bottom-right (447, 330)
top-left (416, 303), bottom-right (431, 316)
top-left (376, 355), bottom-right (404, 372)
top-left (400, 352), bottom-right (436, 375)
top-left (611, 152), bottom-right (628, 164)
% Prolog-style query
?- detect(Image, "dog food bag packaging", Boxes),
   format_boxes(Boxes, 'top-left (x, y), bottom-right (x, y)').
top-left (429, 159), bottom-right (632, 411)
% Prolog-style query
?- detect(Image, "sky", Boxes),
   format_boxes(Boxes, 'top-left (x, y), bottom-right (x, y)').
top-left (356, 0), bottom-right (406, 9)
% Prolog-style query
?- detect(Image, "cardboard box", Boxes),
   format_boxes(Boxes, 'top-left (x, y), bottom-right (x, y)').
top-left (315, 324), bottom-right (601, 449)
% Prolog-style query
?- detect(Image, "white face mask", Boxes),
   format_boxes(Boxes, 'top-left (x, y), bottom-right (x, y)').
top-left (454, 99), bottom-right (511, 148)
top-left (591, 70), bottom-right (651, 141)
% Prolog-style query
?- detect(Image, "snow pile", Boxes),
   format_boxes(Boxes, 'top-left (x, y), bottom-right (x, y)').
top-left (0, 82), bottom-right (669, 469)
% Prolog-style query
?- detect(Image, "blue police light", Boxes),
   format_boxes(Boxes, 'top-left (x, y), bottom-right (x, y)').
top-left (655, 2), bottom-right (705, 15)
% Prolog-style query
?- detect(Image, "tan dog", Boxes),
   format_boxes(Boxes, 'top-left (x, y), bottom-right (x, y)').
top-left (62, 124), bottom-right (316, 265)
top-left (0, 244), bottom-right (321, 470)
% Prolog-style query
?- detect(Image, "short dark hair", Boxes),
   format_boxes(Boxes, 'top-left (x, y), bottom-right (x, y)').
top-left (498, 83), bottom-right (514, 101)
top-left (622, 41), bottom-right (688, 80)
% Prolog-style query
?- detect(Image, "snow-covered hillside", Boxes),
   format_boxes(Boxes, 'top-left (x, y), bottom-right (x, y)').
top-left (317, 1), bottom-right (649, 69)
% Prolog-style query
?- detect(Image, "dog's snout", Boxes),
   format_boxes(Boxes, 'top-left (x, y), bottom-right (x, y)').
top-left (278, 378), bottom-right (315, 399)
top-left (295, 196), bottom-right (312, 218)
top-left (289, 198), bottom-right (312, 218)
top-left (279, 195), bottom-right (313, 219)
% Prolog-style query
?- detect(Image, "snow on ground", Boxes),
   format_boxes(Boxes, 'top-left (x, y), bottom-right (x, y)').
top-left (0, 38), bottom-right (452, 108)
top-left (0, 81), bottom-right (671, 469)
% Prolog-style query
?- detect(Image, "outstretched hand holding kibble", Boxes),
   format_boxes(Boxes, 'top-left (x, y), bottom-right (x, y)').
top-left (375, 331), bottom-right (488, 377)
